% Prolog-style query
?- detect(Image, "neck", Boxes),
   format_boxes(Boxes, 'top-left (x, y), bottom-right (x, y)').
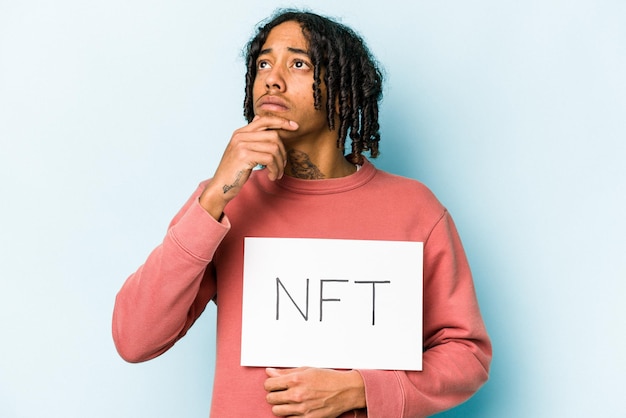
top-left (285, 148), bottom-right (356, 179)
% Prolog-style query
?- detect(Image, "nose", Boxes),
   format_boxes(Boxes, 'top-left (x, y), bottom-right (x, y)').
top-left (264, 65), bottom-right (285, 92)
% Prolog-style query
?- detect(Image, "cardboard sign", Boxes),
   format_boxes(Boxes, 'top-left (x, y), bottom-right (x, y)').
top-left (241, 237), bottom-right (423, 371)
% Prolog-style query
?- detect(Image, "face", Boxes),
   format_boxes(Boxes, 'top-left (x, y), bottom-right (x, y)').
top-left (253, 21), bottom-right (332, 144)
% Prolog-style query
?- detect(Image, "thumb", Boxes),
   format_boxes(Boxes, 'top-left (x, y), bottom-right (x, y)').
top-left (266, 367), bottom-right (309, 377)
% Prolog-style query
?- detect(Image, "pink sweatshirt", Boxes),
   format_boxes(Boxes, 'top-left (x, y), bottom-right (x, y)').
top-left (112, 160), bottom-right (491, 417)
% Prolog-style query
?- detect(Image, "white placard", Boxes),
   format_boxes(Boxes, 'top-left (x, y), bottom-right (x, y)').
top-left (241, 237), bottom-right (423, 371)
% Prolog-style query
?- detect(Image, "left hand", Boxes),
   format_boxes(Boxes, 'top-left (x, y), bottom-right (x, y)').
top-left (264, 367), bottom-right (366, 417)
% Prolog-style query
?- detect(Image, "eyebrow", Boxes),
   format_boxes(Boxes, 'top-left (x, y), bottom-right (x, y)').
top-left (258, 47), bottom-right (310, 56)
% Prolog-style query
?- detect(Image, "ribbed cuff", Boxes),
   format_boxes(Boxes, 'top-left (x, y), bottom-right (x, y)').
top-left (168, 198), bottom-right (230, 261)
top-left (357, 369), bottom-right (405, 418)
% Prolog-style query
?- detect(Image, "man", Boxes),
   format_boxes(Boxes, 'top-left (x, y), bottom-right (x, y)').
top-left (113, 10), bottom-right (491, 417)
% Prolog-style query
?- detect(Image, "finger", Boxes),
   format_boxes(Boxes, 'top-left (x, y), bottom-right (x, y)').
top-left (234, 129), bottom-right (287, 164)
top-left (266, 367), bottom-right (306, 377)
top-left (229, 129), bottom-right (286, 164)
top-left (257, 134), bottom-right (287, 178)
top-left (264, 374), bottom-right (288, 393)
top-left (264, 367), bottom-right (311, 393)
top-left (266, 367), bottom-right (282, 378)
top-left (240, 142), bottom-right (286, 181)
top-left (246, 116), bottom-right (299, 132)
top-left (265, 389), bottom-right (289, 405)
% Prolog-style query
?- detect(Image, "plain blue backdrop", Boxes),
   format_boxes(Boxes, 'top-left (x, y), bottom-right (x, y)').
top-left (1, 1), bottom-right (624, 417)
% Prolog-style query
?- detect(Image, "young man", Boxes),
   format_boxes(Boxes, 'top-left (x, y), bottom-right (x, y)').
top-left (113, 10), bottom-right (491, 418)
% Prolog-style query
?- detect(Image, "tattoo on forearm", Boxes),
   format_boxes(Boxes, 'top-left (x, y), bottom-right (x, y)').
top-left (288, 150), bottom-right (325, 179)
top-left (223, 170), bottom-right (244, 194)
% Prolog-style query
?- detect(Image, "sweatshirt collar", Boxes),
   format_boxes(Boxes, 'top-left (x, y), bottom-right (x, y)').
top-left (256, 158), bottom-right (377, 195)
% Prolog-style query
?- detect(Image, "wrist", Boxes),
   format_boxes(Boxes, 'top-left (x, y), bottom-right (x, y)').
top-left (343, 370), bottom-right (366, 410)
top-left (198, 182), bottom-right (228, 221)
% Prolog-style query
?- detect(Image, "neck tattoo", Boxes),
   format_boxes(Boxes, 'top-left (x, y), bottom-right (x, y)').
top-left (287, 149), bottom-right (326, 180)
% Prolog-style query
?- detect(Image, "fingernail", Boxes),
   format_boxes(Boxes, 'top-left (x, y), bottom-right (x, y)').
top-left (289, 121), bottom-right (298, 128)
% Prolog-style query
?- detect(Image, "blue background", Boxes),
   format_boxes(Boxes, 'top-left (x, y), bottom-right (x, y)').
top-left (1, 1), bottom-right (624, 417)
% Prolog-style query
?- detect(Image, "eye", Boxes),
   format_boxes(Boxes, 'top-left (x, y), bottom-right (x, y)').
top-left (293, 60), bottom-right (310, 70)
top-left (257, 60), bottom-right (271, 70)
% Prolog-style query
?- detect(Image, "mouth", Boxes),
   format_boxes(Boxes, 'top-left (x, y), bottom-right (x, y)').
top-left (256, 95), bottom-right (289, 113)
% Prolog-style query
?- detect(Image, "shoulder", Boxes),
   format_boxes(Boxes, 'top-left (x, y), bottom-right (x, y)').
top-left (371, 168), bottom-right (444, 210)
top-left (374, 169), bottom-right (434, 192)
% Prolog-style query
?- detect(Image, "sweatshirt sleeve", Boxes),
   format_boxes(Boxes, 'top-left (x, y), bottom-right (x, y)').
top-left (112, 183), bottom-right (230, 363)
top-left (357, 211), bottom-right (492, 417)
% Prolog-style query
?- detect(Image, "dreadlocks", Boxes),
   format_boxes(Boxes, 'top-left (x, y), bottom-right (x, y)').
top-left (243, 10), bottom-right (383, 164)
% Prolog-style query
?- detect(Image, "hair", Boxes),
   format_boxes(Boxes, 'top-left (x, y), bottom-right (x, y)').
top-left (243, 10), bottom-right (383, 164)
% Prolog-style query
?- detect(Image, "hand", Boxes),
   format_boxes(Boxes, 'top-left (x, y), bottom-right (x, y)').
top-left (199, 116), bottom-right (298, 219)
top-left (264, 367), bottom-right (366, 418)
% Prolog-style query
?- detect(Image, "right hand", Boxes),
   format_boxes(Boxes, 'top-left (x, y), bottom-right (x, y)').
top-left (199, 115), bottom-right (299, 220)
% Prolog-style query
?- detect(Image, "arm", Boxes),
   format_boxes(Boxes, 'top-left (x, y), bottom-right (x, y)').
top-left (358, 211), bottom-right (492, 417)
top-left (112, 115), bottom-right (299, 362)
top-left (262, 212), bottom-right (490, 418)
top-left (112, 191), bottom-right (229, 362)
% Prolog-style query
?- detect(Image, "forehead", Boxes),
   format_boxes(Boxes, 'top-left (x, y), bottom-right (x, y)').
top-left (261, 20), bottom-right (308, 51)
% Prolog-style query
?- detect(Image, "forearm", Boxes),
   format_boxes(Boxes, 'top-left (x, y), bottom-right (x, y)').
top-left (358, 337), bottom-right (490, 417)
top-left (112, 239), bottom-right (213, 361)
top-left (357, 211), bottom-right (491, 417)
top-left (112, 193), bottom-right (229, 362)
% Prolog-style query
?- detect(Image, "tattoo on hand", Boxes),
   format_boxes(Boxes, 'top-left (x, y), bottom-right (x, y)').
top-left (288, 150), bottom-right (325, 179)
top-left (223, 170), bottom-right (244, 194)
